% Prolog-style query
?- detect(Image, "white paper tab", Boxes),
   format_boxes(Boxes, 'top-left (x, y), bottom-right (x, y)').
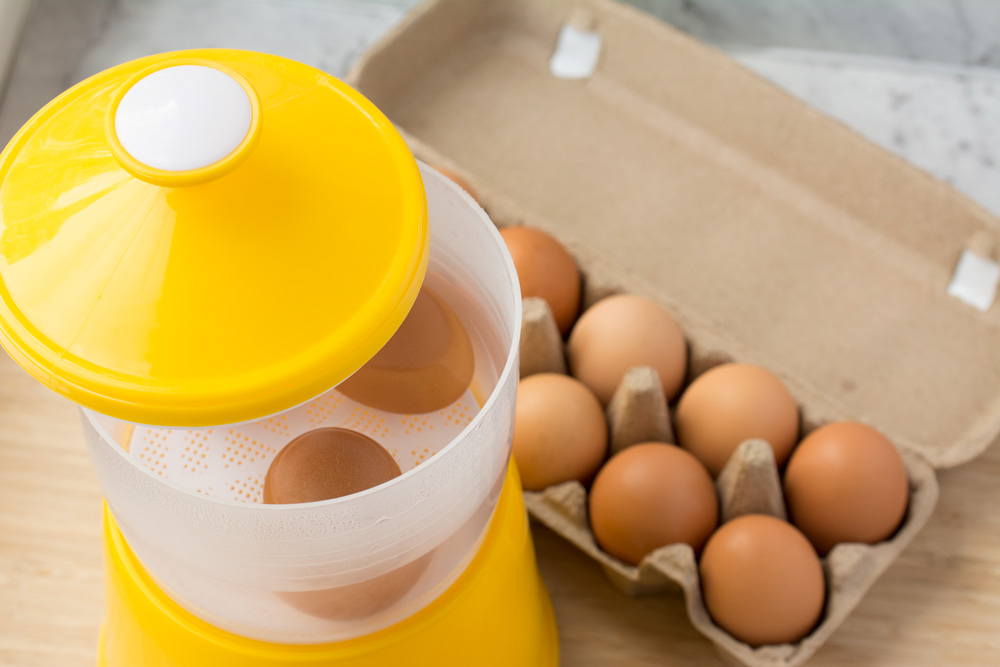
top-left (947, 249), bottom-right (1000, 312)
top-left (550, 23), bottom-right (602, 79)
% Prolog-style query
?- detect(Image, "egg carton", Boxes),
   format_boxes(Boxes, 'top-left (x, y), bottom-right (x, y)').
top-left (519, 295), bottom-right (939, 667)
top-left (347, 0), bottom-right (1000, 661)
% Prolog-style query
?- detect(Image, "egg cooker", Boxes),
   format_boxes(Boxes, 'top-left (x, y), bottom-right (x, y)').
top-left (347, 0), bottom-right (1000, 665)
top-left (0, 49), bottom-right (557, 665)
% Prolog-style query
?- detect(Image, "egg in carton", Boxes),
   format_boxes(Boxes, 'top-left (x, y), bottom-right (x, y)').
top-left (518, 293), bottom-right (938, 667)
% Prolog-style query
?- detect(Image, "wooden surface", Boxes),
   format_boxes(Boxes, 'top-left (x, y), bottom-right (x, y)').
top-left (1, 351), bottom-right (998, 666)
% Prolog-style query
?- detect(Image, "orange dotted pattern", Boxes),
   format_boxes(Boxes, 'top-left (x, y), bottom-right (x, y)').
top-left (179, 429), bottom-right (212, 473)
top-left (410, 447), bottom-right (433, 466)
top-left (129, 389), bottom-right (480, 504)
top-left (441, 400), bottom-right (474, 429)
top-left (345, 406), bottom-right (391, 440)
top-left (259, 413), bottom-right (291, 437)
top-left (227, 475), bottom-right (265, 503)
top-left (136, 429), bottom-right (170, 478)
top-left (305, 393), bottom-right (342, 427)
top-left (221, 431), bottom-right (277, 470)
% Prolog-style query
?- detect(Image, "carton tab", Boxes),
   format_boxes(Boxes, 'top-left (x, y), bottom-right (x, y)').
top-left (948, 249), bottom-right (1000, 312)
top-left (550, 22), bottom-right (602, 79)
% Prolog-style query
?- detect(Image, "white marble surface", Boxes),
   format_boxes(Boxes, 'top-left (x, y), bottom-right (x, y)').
top-left (737, 49), bottom-right (1000, 217)
top-left (632, 0), bottom-right (1000, 69)
top-left (1, 0), bottom-right (998, 220)
top-left (74, 0), bottom-right (411, 81)
top-left (0, 0), bottom-right (31, 91)
top-left (0, 0), bottom-right (414, 142)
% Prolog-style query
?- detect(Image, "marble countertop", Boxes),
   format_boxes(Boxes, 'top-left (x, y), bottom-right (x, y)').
top-left (2, 0), bottom-right (996, 219)
top-left (736, 49), bottom-right (1000, 218)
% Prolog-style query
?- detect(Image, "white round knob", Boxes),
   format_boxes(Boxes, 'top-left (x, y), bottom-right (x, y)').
top-left (114, 65), bottom-right (253, 172)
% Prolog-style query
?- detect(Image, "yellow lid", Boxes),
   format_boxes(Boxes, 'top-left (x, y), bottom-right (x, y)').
top-left (0, 49), bottom-right (428, 427)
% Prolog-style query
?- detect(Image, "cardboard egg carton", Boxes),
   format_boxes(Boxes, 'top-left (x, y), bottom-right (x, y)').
top-left (519, 295), bottom-right (938, 666)
top-left (349, 0), bottom-right (1000, 663)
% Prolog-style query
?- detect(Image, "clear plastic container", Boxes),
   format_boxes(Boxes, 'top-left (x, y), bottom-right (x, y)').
top-left (81, 163), bottom-right (521, 643)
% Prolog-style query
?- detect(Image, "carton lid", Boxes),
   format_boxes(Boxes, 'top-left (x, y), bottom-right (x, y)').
top-left (0, 49), bottom-right (428, 427)
top-left (348, 0), bottom-right (1000, 468)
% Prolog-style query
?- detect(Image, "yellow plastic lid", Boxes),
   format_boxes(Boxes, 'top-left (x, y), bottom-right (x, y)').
top-left (0, 49), bottom-right (428, 427)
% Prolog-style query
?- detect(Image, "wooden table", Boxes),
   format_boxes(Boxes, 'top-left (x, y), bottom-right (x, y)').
top-left (1, 351), bottom-right (998, 666)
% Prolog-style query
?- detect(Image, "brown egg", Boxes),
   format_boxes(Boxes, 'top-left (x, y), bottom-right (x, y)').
top-left (263, 427), bottom-right (400, 504)
top-left (264, 428), bottom-right (424, 619)
top-left (337, 287), bottom-right (474, 414)
top-left (512, 373), bottom-right (607, 491)
top-left (700, 514), bottom-right (825, 647)
top-left (566, 294), bottom-right (687, 405)
top-left (278, 555), bottom-right (430, 621)
top-left (500, 226), bottom-right (581, 335)
top-left (589, 443), bottom-right (718, 565)
top-left (674, 363), bottom-right (799, 477)
top-left (434, 165), bottom-right (478, 201)
top-left (784, 421), bottom-right (909, 556)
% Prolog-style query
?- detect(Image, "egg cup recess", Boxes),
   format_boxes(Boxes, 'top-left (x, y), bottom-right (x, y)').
top-left (516, 265), bottom-right (938, 667)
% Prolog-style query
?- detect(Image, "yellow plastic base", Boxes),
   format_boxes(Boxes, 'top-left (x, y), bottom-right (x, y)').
top-left (97, 465), bottom-right (558, 666)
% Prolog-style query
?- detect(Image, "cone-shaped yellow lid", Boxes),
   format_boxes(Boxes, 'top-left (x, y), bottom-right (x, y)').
top-left (0, 49), bottom-right (428, 427)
